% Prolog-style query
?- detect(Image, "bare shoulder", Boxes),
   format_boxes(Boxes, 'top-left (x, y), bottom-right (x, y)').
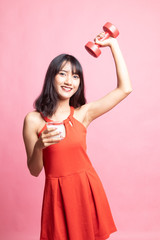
top-left (24, 111), bottom-right (41, 125)
top-left (23, 111), bottom-right (45, 135)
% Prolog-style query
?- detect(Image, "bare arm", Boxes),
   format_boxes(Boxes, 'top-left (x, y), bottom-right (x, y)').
top-left (83, 36), bottom-right (133, 125)
top-left (23, 112), bottom-right (64, 177)
top-left (23, 113), bottom-right (44, 177)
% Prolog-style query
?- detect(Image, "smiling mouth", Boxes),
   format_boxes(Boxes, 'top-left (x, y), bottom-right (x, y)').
top-left (61, 86), bottom-right (72, 92)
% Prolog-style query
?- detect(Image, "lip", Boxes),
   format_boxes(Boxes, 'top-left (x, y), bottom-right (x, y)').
top-left (61, 86), bottom-right (72, 92)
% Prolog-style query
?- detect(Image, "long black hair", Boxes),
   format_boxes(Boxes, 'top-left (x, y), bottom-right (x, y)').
top-left (33, 54), bottom-right (86, 117)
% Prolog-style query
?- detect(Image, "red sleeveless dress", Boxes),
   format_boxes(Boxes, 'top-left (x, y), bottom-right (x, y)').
top-left (38, 106), bottom-right (117, 240)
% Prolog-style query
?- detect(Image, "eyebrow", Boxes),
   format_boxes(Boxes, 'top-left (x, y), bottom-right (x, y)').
top-left (60, 70), bottom-right (68, 72)
top-left (60, 70), bottom-right (79, 74)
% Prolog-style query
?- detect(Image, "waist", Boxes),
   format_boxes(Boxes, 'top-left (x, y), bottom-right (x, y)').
top-left (45, 167), bottom-right (93, 179)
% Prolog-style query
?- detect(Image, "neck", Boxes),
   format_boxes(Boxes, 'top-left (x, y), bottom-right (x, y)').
top-left (49, 99), bottom-right (71, 121)
top-left (56, 99), bottom-right (70, 113)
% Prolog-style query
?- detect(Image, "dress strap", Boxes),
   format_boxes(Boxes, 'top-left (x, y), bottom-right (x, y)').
top-left (70, 106), bottom-right (74, 116)
top-left (67, 106), bottom-right (74, 126)
top-left (40, 106), bottom-right (74, 123)
top-left (40, 112), bottom-right (53, 122)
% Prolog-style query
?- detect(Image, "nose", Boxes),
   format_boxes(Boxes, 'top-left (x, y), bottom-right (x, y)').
top-left (64, 74), bottom-right (72, 85)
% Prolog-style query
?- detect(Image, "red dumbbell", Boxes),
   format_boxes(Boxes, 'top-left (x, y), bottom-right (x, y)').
top-left (85, 22), bottom-right (119, 57)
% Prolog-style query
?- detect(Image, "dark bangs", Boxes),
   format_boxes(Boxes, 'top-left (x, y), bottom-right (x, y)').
top-left (59, 55), bottom-right (82, 77)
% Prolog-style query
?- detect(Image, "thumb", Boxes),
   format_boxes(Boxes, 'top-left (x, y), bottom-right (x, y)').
top-left (94, 37), bottom-right (106, 46)
top-left (94, 36), bottom-right (112, 47)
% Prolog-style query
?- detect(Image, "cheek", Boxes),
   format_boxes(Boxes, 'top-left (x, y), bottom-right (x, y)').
top-left (74, 80), bottom-right (80, 90)
top-left (54, 77), bottom-right (63, 90)
top-left (55, 77), bottom-right (62, 85)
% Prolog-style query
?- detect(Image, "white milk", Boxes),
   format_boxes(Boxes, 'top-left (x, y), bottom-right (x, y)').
top-left (47, 122), bottom-right (66, 138)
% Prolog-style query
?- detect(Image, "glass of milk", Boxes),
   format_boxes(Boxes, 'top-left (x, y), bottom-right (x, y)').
top-left (47, 122), bottom-right (66, 139)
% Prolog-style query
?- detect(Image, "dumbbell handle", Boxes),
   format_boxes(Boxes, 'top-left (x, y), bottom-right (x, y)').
top-left (96, 32), bottom-right (110, 43)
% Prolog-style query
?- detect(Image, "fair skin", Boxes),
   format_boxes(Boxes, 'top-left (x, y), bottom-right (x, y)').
top-left (23, 34), bottom-right (132, 177)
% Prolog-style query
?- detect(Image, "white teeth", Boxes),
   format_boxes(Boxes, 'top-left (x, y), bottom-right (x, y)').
top-left (62, 86), bottom-right (72, 91)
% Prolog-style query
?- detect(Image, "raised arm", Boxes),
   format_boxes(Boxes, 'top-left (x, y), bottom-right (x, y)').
top-left (83, 35), bottom-right (133, 125)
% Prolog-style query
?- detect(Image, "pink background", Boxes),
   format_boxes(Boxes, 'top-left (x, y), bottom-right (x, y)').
top-left (0, 0), bottom-right (160, 239)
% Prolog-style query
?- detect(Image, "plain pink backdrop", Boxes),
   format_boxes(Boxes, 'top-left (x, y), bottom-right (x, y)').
top-left (0, 0), bottom-right (160, 239)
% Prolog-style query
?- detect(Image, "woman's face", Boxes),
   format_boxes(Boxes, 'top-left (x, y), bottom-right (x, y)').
top-left (54, 61), bottom-right (80, 100)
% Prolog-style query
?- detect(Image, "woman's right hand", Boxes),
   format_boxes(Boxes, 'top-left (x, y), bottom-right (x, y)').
top-left (36, 127), bottom-right (64, 150)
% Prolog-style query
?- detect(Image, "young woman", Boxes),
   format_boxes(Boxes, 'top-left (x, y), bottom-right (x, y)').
top-left (23, 33), bottom-right (132, 240)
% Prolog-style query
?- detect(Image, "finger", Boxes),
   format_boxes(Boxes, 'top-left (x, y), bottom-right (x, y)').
top-left (42, 128), bottom-right (58, 137)
top-left (44, 127), bottom-right (57, 133)
top-left (44, 131), bottom-right (61, 140)
top-left (44, 135), bottom-right (64, 143)
top-left (94, 37), bottom-right (104, 45)
top-left (94, 36), bottom-right (111, 47)
top-left (94, 36), bottom-right (104, 44)
top-left (43, 140), bottom-right (62, 148)
top-left (96, 32), bottom-right (105, 39)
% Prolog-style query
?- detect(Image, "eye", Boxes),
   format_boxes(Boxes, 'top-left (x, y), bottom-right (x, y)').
top-left (73, 74), bottom-right (79, 79)
top-left (59, 71), bottom-right (66, 76)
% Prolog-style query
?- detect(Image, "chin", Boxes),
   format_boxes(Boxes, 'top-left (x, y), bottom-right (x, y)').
top-left (57, 90), bottom-right (77, 100)
top-left (57, 93), bottom-right (73, 101)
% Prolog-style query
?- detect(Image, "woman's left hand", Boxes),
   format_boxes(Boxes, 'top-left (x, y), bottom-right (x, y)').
top-left (94, 32), bottom-right (117, 48)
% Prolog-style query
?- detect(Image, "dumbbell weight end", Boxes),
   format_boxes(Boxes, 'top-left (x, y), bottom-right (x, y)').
top-left (103, 22), bottom-right (119, 38)
top-left (85, 42), bottom-right (101, 58)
